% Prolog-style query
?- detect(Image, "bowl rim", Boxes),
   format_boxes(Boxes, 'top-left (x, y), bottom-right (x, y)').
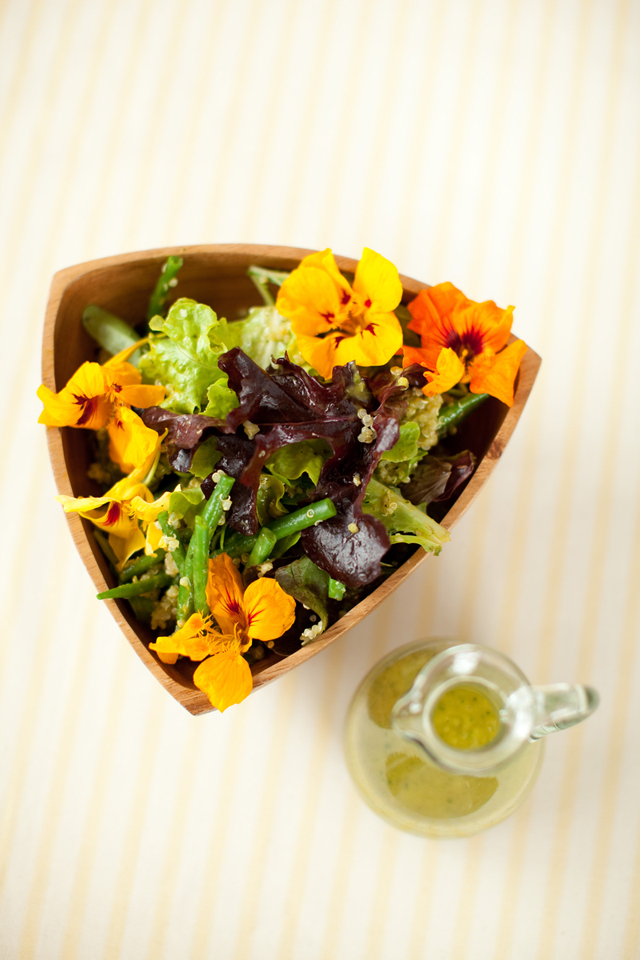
top-left (42, 243), bottom-right (541, 715)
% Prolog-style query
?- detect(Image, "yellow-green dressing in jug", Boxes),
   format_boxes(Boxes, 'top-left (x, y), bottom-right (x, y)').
top-left (344, 643), bottom-right (543, 838)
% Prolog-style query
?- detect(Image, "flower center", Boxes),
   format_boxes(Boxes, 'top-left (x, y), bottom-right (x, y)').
top-left (445, 325), bottom-right (485, 364)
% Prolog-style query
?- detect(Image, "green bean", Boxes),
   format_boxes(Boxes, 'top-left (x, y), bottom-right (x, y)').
top-left (437, 393), bottom-right (488, 435)
top-left (267, 498), bottom-right (337, 539)
top-left (82, 305), bottom-right (141, 358)
top-left (214, 498), bottom-right (336, 559)
top-left (120, 550), bottom-right (165, 583)
top-left (93, 529), bottom-right (119, 567)
top-left (213, 532), bottom-right (257, 560)
top-left (247, 264), bottom-right (290, 306)
top-left (129, 597), bottom-right (155, 623)
top-left (201, 474), bottom-right (235, 533)
top-left (328, 578), bottom-right (346, 600)
top-left (176, 552), bottom-right (193, 625)
top-left (148, 255), bottom-right (183, 320)
top-left (97, 572), bottom-right (173, 600)
top-left (157, 511), bottom-right (187, 572)
top-left (191, 516), bottom-right (211, 615)
top-left (247, 528), bottom-right (277, 567)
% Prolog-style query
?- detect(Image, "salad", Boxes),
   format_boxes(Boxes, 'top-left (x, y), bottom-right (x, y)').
top-left (38, 248), bottom-right (527, 711)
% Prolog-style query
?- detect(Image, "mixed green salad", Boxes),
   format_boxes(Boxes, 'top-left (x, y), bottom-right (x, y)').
top-left (39, 249), bottom-right (520, 710)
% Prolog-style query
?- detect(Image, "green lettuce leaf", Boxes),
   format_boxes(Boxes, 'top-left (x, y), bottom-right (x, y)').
top-left (275, 556), bottom-right (330, 641)
top-left (189, 437), bottom-right (221, 479)
top-left (203, 376), bottom-right (240, 418)
top-left (139, 298), bottom-right (239, 413)
top-left (256, 474), bottom-right (288, 526)
top-left (231, 305), bottom-right (312, 371)
top-left (380, 421), bottom-right (421, 463)
top-left (265, 439), bottom-right (330, 488)
top-left (362, 477), bottom-right (450, 555)
top-left (168, 485), bottom-right (204, 520)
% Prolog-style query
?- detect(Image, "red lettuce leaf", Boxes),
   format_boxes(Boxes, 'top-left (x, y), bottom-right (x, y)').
top-left (143, 349), bottom-right (407, 585)
top-left (400, 450), bottom-right (476, 506)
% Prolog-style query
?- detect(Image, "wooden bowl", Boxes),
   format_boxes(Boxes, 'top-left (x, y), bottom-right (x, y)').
top-left (42, 244), bottom-right (541, 715)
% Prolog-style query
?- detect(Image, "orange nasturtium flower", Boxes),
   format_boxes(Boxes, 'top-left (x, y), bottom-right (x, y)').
top-left (403, 282), bottom-right (528, 406)
top-left (275, 247), bottom-right (404, 379)
top-left (150, 553), bottom-right (296, 712)
top-left (37, 343), bottom-right (165, 473)
top-left (55, 453), bottom-right (171, 568)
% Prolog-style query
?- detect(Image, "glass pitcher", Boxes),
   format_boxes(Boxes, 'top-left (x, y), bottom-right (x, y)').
top-left (344, 639), bottom-right (598, 838)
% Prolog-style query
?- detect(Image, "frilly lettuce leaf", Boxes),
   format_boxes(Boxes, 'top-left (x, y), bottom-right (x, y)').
top-left (362, 477), bottom-right (450, 555)
top-left (203, 377), bottom-right (240, 418)
top-left (231, 305), bottom-right (310, 371)
top-left (168, 485), bottom-right (205, 527)
top-left (139, 298), bottom-right (239, 414)
top-left (256, 474), bottom-right (288, 526)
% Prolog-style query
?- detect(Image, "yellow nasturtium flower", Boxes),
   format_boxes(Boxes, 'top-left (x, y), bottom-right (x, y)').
top-left (403, 283), bottom-right (527, 407)
top-left (56, 454), bottom-right (170, 568)
top-left (37, 343), bottom-right (165, 473)
top-left (275, 247), bottom-right (403, 379)
top-left (150, 553), bottom-right (296, 712)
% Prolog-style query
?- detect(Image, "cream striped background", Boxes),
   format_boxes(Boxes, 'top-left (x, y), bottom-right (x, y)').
top-left (0, 0), bottom-right (639, 957)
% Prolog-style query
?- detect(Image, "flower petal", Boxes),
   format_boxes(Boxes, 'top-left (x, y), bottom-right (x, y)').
top-left (243, 577), bottom-right (296, 641)
top-left (150, 612), bottom-right (216, 663)
top-left (37, 362), bottom-right (111, 429)
top-left (129, 491), bottom-right (171, 523)
top-left (108, 527), bottom-right (148, 569)
top-left (407, 285), bottom-right (468, 367)
top-left (193, 649), bottom-right (253, 712)
top-left (333, 312), bottom-right (403, 369)
top-left (276, 265), bottom-right (343, 336)
top-left (291, 332), bottom-right (344, 380)
top-left (107, 406), bottom-right (161, 473)
top-left (424, 347), bottom-right (466, 397)
top-left (352, 248), bottom-right (403, 313)
top-left (467, 339), bottom-right (528, 406)
top-left (402, 345), bottom-right (465, 396)
top-left (298, 248), bottom-right (353, 299)
top-left (206, 553), bottom-right (247, 635)
top-left (55, 494), bottom-right (112, 515)
top-left (105, 361), bottom-right (142, 387)
top-left (407, 283), bottom-right (516, 368)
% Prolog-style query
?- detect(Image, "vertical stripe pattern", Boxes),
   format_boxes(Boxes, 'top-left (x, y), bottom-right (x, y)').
top-left (0, 1), bottom-right (639, 957)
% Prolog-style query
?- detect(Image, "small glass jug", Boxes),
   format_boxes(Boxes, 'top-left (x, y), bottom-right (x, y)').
top-left (344, 639), bottom-right (598, 838)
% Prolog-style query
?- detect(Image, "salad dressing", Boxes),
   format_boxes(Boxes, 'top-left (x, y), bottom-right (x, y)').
top-left (345, 642), bottom-right (544, 837)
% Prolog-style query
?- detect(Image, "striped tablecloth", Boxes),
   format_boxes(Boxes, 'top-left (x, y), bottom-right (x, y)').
top-left (1, 0), bottom-right (639, 957)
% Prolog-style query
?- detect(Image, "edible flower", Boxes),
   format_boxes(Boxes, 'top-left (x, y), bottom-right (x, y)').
top-left (275, 247), bottom-right (403, 379)
top-left (37, 344), bottom-right (165, 472)
top-left (55, 455), bottom-right (169, 567)
top-left (404, 282), bottom-right (527, 406)
top-left (150, 553), bottom-right (296, 711)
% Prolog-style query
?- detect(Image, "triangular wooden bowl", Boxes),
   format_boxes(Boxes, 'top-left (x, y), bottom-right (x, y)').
top-left (42, 244), bottom-right (540, 715)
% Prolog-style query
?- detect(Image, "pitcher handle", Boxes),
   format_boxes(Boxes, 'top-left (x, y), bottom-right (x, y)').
top-left (527, 683), bottom-right (599, 740)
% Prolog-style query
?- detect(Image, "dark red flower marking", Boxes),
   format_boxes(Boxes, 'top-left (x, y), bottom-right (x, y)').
top-left (320, 311), bottom-right (335, 323)
top-left (103, 502), bottom-right (121, 526)
top-left (72, 393), bottom-right (99, 426)
top-left (341, 290), bottom-right (351, 306)
top-left (364, 298), bottom-right (372, 308)
top-left (445, 324), bottom-right (485, 359)
top-left (365, 323), bottom-right (377, 336)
